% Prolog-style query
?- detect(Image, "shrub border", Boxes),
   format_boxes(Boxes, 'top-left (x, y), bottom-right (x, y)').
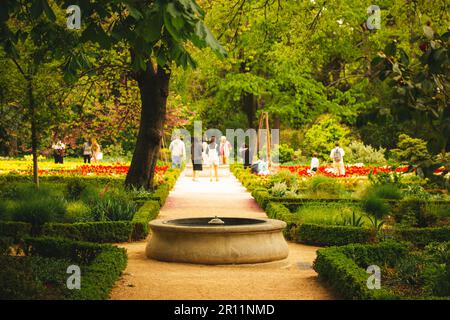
top-left (22, 236), bottom-right (127, 300)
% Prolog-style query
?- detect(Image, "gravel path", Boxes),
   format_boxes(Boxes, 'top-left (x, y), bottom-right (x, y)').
top-left (110, 171), bottom-right (333, 300)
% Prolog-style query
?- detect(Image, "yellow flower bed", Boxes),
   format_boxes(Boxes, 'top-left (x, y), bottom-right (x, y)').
top-left (0, 158), bottom-right (130, 175)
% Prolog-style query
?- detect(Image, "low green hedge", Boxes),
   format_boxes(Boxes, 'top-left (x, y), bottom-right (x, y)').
top-left (0, 174), bottom-right (124, 186)
top-left (42, 221), bottom-right (133, 243)
top-left (393, 226), bottom-right (450, 246)
top-left (132, 169), bottom-right (180, 206)
top-left (314, 241), bottom-right (409, 299)
top-left (130, 200), bottom-right (160, 240)
top-left (251, 189), bottom-right (271, 209)
top-left (0, 221), bottom-right (32, 240)
top-left (298, 223), bottom-right (374, 246)
top-left (265, 202), bottom-right (299, 240)
top-left (22, 237), bottom-right (127, 299)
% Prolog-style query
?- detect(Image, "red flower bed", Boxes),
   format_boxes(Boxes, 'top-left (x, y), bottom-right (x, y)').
top-left (13, 164), bottom-right (169, 176)
top-left (278, 165), bottom-right (409, 177)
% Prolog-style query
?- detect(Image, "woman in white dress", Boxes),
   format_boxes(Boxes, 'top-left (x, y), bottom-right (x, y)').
top-left (206, 136), bottom-right (219, 182)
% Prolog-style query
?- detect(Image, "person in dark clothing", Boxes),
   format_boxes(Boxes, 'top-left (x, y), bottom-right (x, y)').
top-left (240, 143), bottom-right (251, 168)
top-left (191, 137), bottom-right (203, 181)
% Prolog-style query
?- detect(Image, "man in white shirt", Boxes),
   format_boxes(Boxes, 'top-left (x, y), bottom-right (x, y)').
top-left (330, 142), bottom-right (345, 176)
top-left (169, 135), bottom-right (186, 169)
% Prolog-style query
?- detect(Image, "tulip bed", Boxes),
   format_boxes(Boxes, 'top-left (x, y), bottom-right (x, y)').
top-left (0, 158), bottom-right (168, 177)
top-left (278, 165), bottom-right (410, 177)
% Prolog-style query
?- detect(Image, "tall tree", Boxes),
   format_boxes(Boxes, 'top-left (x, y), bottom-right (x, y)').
top-left (1, 0), bottom-right (225, 189)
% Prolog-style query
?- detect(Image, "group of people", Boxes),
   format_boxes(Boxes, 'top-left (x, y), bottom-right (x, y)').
top-left (51, 138), bottom-right (102, 164)
top-left (309, 142), bottom-right (346, 176)
top-left (169, 135), bottom-right (233, 182)
top-left (169, 134), bottom-right (347, 179)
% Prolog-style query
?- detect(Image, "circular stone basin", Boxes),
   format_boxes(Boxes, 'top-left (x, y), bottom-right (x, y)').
top-left (146, 217), bottom-right (289, 265)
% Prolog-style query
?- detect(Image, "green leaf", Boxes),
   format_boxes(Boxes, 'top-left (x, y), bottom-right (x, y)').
top-left (126, 4), bottom-right (143, 20)
top-left (399, 48), bottom-right (409, 66)
top-left (385, 42), bottom-right (397, 57)
top-left (138, 14), bottom-right (162, 42)
top-left (163, 10), bottom-right (181, 41)
top-left (30, 0), bottom-right (44, 19)
top-left (42, 0), bottom-right (56, 22)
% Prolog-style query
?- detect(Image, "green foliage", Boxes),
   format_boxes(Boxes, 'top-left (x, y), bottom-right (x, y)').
top-left (368, 169), bottom-right (403, 187)
top-left (18, 237), bottom-right (127, 300)
top-left (88, 189), bottom-right (137, 222)
top-left (0, 221), bottom-right (31, 240)
top-left (276, 144), bottom-right (295, 163)
top-left (370, 184), bottom-right (403, 200)
top-left (251, 189), bottom-right (271, 209)
top-left (0, 255), bottom-right (72, 300)
top-left (269, 182), bottom-right (288, 198)
top-left (41, 221), bottom-right (133, 243)
top-left (268, 170), bottom-right (299, 189)
top-left (299, 224), bottom-right (373, 246)
top-left (394, 227), bottom-right (450, 247)
top-left (130, 200), bottom-right (160, 240)
top-left (308, 175), bottom-right (345, 198)
top-left (303, 115), bottom-right (351, 160)
top-left (10, 186), bottom-right (67, 232)
top-left (340, 211), bottom-right (366, 228)
top-left (361, 195), bottom-right (389, 219)
top-left (314, 242), bottom-right (410, 299)
top-left (265, 202), bottom-right (298, 240)
top-left (371, 30), bottom-right (449, 155)
top-left (65, 201), bottom-right (92, 223)
top-left (423, 242), bottom-right (450, 297)
top-left (64, 179), bottom-right (88, 201)
top-left (390, 200), bottom-right (449, 228)
top-left (392, 134), bottom-right (432, 166)
top-left (294, 202), bottom-right (368, 226)
top-left (344, 141), bottom-right (386, 164)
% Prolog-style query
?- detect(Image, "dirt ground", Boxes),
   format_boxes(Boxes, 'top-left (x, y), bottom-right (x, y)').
top-left (109, 172), bottom-right (334, 300)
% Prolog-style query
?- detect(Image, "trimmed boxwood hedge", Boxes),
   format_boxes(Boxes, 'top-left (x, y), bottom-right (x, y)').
top-left (314, 241), bottom-right (409, 299)
top-left (6, 169), bottom-right (181, 243)
top-left (130, 200), bottom-right (160, 240)
top-left (393, 226), bottom-right (450, 246)
top-left (0, 174), bottom-right (124, 186)
top-left (0, 221), bottom-right (32, 240)
top-left (298, 223), bottom-right (374, 246)
top-left (42, 221), bottom-right (133, 243)
top-left (265, 202), bottom-right (299, 240)
top-left (22, 237), bottom-right (127, 299)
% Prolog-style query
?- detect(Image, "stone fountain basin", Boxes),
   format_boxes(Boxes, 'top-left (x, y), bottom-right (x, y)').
top-left (146, 217), bottom-right (289, 265)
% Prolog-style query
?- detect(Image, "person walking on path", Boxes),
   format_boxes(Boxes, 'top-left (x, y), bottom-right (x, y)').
top-left (310, 152), bottom-right (319, 175)
top-left (191, 137), bottom-right (203, 181)
top-left (91, 138), bottom-right (102, 163)
top-left (169, 135), bottom-right (186, 169)
top-left (52, 139), bottom-right (65, 164)
top-left (219, 136), bottom-right (232, 165)
top-left (206, 136), bottom-right (220, 182)
top-left (330, 142), bottom-right (345, 176)
top-left (82, 138), bottom-right (92, 164)
top-left (202, 136), bottom-right (209, 166)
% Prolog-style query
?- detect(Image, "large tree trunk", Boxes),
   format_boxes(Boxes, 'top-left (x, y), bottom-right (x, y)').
top-left (28, 78), bottom-right (39, 187)
top-left (242, 92), bottom-right (257, 129)
top-left (125, 61), bottom-right (170, 190)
